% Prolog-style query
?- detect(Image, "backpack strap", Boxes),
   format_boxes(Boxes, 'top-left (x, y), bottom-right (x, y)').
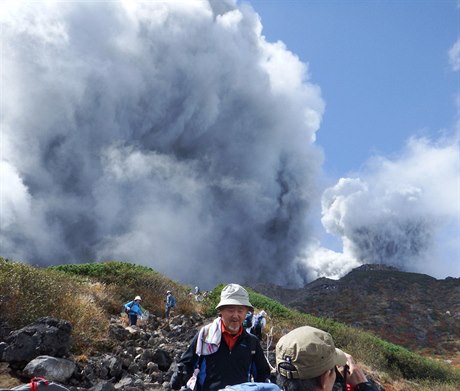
top-left (247, 334), bottom-right (258, 381)
top-left (249, 334), bottom-right (257, 354)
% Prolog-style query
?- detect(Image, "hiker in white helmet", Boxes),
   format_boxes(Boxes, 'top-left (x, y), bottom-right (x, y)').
top-left (251, 310), bottom-right (267, 340)
top-left (123, 295), bottom-right (144, 326)
top-left (165, 290), bottom-right (176, 319)
top-left (170, 283), bottom-right (271, 390)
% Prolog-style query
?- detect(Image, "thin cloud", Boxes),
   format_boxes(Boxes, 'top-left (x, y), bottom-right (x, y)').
top-left (448, 39), bottom-right (460, 71)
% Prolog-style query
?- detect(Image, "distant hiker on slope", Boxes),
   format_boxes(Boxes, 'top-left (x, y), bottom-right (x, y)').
top-left (242, 310), bottom-right (254, 333)
top-left (170, 283), bottom-right (271, 391)
top-left (124, 295), bottom-right (144, 326)
top-left (276, 326), bottom-right (379, 391)
top-left (251, 310), bottom-right (267, 340)
top-left (165, 290), bottom-right (176, 319)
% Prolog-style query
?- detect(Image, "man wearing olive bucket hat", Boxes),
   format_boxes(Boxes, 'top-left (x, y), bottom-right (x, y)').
top-left (170, 284), bottom-right (271, 390)
top-left (275, 326), bottom-right (379, 391)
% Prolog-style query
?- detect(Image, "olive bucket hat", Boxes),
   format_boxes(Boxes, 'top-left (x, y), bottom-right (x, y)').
top-left (216, 283), bottom-right (253, 311)
top-left (276, 326), bottom-right (347, 380)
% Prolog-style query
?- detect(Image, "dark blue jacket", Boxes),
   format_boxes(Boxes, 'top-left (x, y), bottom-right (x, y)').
top-left (174, 329), bottom-right (270, 391)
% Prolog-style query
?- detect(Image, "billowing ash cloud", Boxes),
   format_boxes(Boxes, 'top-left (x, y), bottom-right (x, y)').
top-left (307, 136), bottom-right (460, 279)
top-left (0, 0), bottom-right (324, 287)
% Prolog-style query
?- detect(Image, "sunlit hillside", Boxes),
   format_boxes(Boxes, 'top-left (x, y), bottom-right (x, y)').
top-left (1, 258), bottom-right (459, 390)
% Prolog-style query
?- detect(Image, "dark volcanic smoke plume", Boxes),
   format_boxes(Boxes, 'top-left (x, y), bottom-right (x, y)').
top-left (1, 1), bottom-right (324, 287)
top-left (4, 1), bottom-right (456, 285)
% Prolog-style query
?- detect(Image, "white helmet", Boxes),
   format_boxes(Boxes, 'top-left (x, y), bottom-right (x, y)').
top-left (134, 296), bottom-right (142, 301)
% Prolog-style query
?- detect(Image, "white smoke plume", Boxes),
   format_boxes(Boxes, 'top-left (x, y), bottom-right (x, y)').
top-left (306, 37), bottom-right (460, 280)
top-left (307, 136), bottom-right (460, 280)
top-left (0, 0), bottom-right (324, 287)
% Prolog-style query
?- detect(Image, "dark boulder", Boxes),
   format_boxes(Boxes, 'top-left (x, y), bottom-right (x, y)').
top-left (2, 317), bottom-right (71, 367)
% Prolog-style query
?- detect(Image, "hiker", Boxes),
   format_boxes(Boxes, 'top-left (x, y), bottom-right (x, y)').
top-left (165, 290), bottom-right (176, 319)
top-left (243, 310), bottom-right (254, 333)
top-left (251, 310), bottom-right (267, 340)
top-left (194, 286), bottom-right (202, 301)
top-left (276, 326), bottom-right (379, 391)
top-left (170, 283), bottom-right (271, 390)
top-left (124, 295), bottom-right (144, 326)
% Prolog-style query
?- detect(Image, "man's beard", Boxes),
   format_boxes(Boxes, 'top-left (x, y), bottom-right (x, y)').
top-left (227, 322), bottom-right (240, 333)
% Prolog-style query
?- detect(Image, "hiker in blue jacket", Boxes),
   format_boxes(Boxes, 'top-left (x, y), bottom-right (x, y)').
top-left (124, 295), bottom-right (144, 326)
top-left (170, 284), bottom-right (270, 391)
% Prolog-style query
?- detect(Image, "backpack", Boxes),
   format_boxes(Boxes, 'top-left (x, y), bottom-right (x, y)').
top-left (220, 382), bottom-right (280, 391)
top-left (253, 314), bottom-right (263, 330)
top-left (168, 295), bottom-right (176, 307)
top-left (242, 312), bottom-right (253, 328)
top-left (123, 301), bottom-right (133, 314)
top-left (0, 377), bottom-right (70, 391)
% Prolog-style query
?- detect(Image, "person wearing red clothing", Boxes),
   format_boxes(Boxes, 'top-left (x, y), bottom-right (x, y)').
top-left (170, 284), bottom-right (270, 391)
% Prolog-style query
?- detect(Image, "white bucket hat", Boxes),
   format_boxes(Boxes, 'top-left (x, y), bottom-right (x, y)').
top-left (134, 296), bottom-right (142, 301)
top-left (216, 283), bottom-right (253, 310)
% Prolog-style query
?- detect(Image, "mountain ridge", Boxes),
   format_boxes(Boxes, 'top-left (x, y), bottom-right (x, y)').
top-left (1, 259), bottom-right (460, 390)
top-left (253, 264), bottom-right (460, 366)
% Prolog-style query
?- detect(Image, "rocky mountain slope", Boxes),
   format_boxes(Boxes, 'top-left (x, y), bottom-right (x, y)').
top-left (253, 264), bottom-right (460, 365)
top-left (1, 260), bottom-right (459, 390)
top-left (0, 314), bottom-right (204, 390)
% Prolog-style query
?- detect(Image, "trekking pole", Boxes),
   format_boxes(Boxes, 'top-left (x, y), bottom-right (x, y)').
top-left (265, 326), bottom-right (276, 370)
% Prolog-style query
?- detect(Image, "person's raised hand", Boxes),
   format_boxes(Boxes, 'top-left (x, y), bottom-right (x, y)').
top-left (342, 353), bottom-right (368, 387)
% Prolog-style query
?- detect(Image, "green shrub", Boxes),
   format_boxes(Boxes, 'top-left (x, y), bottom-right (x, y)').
top-left (51, 261), bottom-right (195, 316)
top-left (0, 258), bottom-right (77, 327)
top-left (0, 258), bottom-right (110, 354)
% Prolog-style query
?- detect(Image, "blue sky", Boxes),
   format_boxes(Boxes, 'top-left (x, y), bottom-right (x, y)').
top-left (246, 0), bottom-right (459, 179)
top-left (243, 0), bottom-right (459, 278)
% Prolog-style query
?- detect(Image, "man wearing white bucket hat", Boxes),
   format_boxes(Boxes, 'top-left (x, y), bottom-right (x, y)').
top-left (171, 284), bottom-right (271, 390)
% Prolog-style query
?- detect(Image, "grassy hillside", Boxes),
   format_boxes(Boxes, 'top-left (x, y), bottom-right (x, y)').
top-left (1, 258), bottom-right (459, 390)
top-left (0, 258), bottom-right (196, 353)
